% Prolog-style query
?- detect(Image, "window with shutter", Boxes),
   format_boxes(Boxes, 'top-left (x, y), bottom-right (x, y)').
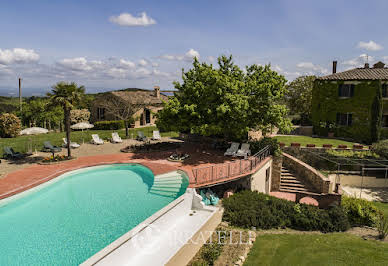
top-left (383, 84), bottom-right (388, 98)
top-left (338, 84), bottom-right (355, 98)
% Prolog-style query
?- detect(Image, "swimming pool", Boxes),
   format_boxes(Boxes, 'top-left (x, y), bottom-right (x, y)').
top-left (0, 164), bottom-right (188, 265)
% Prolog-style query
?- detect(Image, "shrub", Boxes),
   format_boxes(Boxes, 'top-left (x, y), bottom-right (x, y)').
top-left (0, 113), bottom-right (21, 138)
top-left (341, 196), bottom-right (380, 227)
top-left (371, 140), bottom-right (388, 159)
top-left (376, 213), bottom-right (388, 240)
top-left (94, 120), bottom-right (125, 130)
top-left (222, 191), bottom-right (349, 232)
top-left (249, 137), bottom-right (281, 156)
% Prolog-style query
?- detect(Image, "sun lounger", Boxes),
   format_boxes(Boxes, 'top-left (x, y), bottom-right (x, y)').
top-left (111, 132), bottom-right (123, 143)
top-left (136, 131), bottom-right (147, 141)
top-left (224, 142), bottom-right (240, 156)
top-left (62, 138), bottom-right (80, 149)
top-left (152, 130), bottom-right (161, 140)
top-left (43, 141), bottom-right (62, 152)
top-left (3, 147), bottom-right (25, 159)
top-left (235, 143), bottom-right (251, 158)
top-left (91, 134), bottom-right (104, 145)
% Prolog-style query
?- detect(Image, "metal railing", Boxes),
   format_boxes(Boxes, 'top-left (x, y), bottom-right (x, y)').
top-left (192, 145), bottom-right (271, 185)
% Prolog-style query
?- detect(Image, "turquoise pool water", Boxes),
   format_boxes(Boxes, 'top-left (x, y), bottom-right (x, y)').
top-left (0, 164), bottom-right (188, 265)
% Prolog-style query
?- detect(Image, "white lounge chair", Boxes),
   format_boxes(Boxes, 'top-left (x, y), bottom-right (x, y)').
top-left (62, 138), bottom-right (80, 149)
top-left (112, 132), bottom-right (123, 143)
top-left (152, 130), bottom-right (161, 140)
top-left (91, 134), bottom-right (104, 145)
top-left (224, 142), bottom-right (240, 156)
top-left (235, 143), bottom-right (251, 158)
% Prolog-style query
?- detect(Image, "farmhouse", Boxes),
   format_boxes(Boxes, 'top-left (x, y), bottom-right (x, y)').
top-left (312, 61), bottom-right (388, 143)
top-left (91, 86), bottom-right (168, 128)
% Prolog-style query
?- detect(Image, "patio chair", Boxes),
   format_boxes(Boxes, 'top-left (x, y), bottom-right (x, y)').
top-left (224, 142), bottom-right (240, 156)
top-left (3, 146), bottom-right (24, 159)
top-left (111, 132), bottom-right (123, 143)
top-left (91, 134), bottom-right (104, 145)
top-left (136, 131), bottom-right (147, 141)
top-left (62, 138), bottom-right (80, 149)
top-left (42, 141), bottom-right (62, 152)
top-left (235, 143), bottom-right (251, 158)
top-left (152, 130), bottom-right (161, 140)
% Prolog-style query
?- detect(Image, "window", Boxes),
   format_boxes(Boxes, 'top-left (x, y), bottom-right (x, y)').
top-left (338, 84), bottom-right (355, 98)
top-left (97, 107), bottom-right (105, 120)
top-left (336, 113), bottom-right (352, 126)
top-left (382, 84), bottom-right (388, 98)
top-left (383, 115), bottom-right (388, 127)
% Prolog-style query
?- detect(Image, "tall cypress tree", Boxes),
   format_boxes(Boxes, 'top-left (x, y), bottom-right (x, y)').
top-left (371, 80), bottom-right (382, 143)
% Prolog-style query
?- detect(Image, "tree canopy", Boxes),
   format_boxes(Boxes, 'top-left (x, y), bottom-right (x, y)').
top-left (284, 75), bottom-right (316, 124)
top-left (48, 82), bottom-right (85, 157)
top-left (156, 55), bottom-right (291, 140)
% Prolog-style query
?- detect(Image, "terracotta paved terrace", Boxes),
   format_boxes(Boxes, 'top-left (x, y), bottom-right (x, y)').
top-left (0, 143), bottom-right (269, 200)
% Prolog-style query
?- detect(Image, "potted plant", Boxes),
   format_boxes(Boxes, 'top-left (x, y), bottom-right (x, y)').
top-left (327, 122), bottom-right (336, 138)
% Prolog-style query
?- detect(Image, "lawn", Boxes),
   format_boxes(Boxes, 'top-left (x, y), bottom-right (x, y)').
top-left (0, 126), bottom-right (178, 156)
top-left (374, 201), bottom-right (388, 217)
top-left (273, 135), bottom-right (357, 148)
top-left (244, 233), bottom-right (388, 266)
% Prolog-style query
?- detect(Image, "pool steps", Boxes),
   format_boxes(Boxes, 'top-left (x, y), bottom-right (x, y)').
top-left (149, 171), bottom-right (187, 198)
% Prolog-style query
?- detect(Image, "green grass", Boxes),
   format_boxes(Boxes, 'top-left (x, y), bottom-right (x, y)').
top-left (244, 233), bottom-right (388, 266)
top-left (274, 135), bottom-right (357, 148)
top-left (374, 202), bottom-right (388, 217)
top-left (0, 126), bottom-right (178, 156)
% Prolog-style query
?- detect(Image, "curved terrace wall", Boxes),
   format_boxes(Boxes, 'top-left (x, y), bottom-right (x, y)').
top-left (282, 152), bottom-right (331, 194)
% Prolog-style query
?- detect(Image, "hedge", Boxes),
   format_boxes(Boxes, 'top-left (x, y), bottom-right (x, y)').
top-left (94, 120), bottom-right (125, 130)
top-left (341, 196), bottom-right (381, 227)
top-left (222, 191), bottom-right (349, 233)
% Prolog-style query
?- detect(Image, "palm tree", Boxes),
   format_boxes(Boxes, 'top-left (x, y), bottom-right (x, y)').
top-left (48, 82), bottom-right (85, 157)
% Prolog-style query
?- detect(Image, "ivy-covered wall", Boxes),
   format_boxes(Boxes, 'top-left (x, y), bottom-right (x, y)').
top-left (312, 80), bottom-right (382, 143)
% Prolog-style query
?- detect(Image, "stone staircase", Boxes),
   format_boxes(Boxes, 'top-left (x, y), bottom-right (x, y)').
top-left (280, 167), bottom-right (315, 193)
top-left (149, 171), bottom-right (188, 198)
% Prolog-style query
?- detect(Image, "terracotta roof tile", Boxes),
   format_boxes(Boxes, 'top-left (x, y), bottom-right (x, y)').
top-left (318, 68), bottom-right (388, 80)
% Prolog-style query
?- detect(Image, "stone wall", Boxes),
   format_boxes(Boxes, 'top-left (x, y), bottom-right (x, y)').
top-left (283, 152), bottom-right (331, 194)
top-left (271, 156), bottom-right (282, 191)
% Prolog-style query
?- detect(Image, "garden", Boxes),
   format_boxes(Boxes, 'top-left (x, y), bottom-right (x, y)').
top-left (189, 191), bottom-right (388, 266)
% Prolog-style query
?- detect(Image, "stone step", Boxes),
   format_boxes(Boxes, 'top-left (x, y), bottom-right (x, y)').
top-left (149, 191), bottom-right (178, 198)
top-left (153, 179), bottom-right (183, 184)
top-left (279, 186), bottom-right (309, 192)
top-left (280, 178), bottom-right (302, 184)
top-left (281, 172), bottom-right (295, 177)
top-left (280, 182), bottom-right (305, 188)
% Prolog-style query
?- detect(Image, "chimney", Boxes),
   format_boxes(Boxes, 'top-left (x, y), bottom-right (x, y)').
top-left (332, 61), bottom-right (337, 74)
top-left (154, 85), bottom-right (160, 99)
top-left (364, 63), bottom-right (370, 68)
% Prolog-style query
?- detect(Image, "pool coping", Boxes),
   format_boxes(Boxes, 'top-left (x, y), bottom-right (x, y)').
top-left (81, 188), bottom-right (188, 265)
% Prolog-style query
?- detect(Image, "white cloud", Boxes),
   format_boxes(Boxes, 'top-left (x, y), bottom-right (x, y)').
top-left (57, 57), bottom-right (94, 71)
top-left (151, 62), bottom-right (159, 67)
top-left (343, 54), bottom-right (374, 68)
top-left (185, 48), bottom-right (200, 59)
top-left (0, 48), bottom-right (39, 65)
top-left (357, 40), bottom-right (383, 51)
top-left (207, 56), bottom-right (215, 62)
top-left (160, 49), bottom-right (200, 62)
top-left (109, 12), bottom-right (156, 27)
top-left (138, 59), bottom-right (148, 66)
top-left (119, 59), bottom-right (136, 69)
top-left (296, 62), bottom-right (329, 75)
top-left (272, 65), bottom-right (283, 72)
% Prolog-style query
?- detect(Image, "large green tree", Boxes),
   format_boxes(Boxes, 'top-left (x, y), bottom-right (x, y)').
top-left (156, 55), bottom-right (291, 140)
top-left (48, 82), bottom-right (85, 157)
top-left (20, 97), bottom-right (63, 129)
top-left (284, 75), bottom-right (316, 124)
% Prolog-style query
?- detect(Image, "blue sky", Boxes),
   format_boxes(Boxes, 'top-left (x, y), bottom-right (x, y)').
top-left (1, 0), bottom-right (388, 95)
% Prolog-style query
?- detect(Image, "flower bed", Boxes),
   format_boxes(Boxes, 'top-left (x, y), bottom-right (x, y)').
top-left (40, 155), bottom-right (74, 164)
top-left (120, 142), bottom-right (182, 153)
top-left (167, 153), bottom-right (190, 162)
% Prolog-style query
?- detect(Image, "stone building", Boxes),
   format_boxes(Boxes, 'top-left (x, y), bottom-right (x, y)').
top-left (91, 86), bottom-right (168, 128)
top-left (312, 61), bottom-right (388, 142)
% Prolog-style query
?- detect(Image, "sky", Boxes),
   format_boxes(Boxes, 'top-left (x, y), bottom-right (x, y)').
top-left (1, 0), bottom-right (388, 96)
